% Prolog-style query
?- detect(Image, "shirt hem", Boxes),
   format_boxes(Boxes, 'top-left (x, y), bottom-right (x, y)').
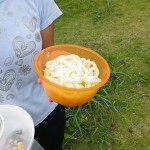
top-left (34, 102), bottom-right (58, 126)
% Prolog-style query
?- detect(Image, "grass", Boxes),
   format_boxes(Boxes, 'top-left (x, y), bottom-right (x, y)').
top-left (55, 0), bottom-right (150, 149)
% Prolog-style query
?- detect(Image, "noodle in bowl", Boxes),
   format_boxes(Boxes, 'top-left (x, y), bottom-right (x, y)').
top-left (44, 54), bottom-right (102, 89)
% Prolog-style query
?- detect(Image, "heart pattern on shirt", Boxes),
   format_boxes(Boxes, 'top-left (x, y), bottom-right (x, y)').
top-left (0, 69), bottom-right (16, 92)
top-left (15, 59), bottom-right (23, 66)
top-left (13, 36), bottom-right (36, 58)
top-left (22, 16), bottom-right (37, 32)
top-left (4, 57), bottom-right (14, 66)
top-left (6, 94), bottom-right (15, 100)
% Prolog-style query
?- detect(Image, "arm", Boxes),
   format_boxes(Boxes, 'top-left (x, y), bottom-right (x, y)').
top-left (38, 22), bottom-right (54, 88)
top-left (40, 22), bottom-right (54, 49)
top-left (39, 23), bottom-right (54, 102)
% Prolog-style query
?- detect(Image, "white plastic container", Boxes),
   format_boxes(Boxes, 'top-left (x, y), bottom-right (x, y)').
top-left (0, 114), bottom-right (4, 139)
top-left (0, 105), bottom-right (34, 150)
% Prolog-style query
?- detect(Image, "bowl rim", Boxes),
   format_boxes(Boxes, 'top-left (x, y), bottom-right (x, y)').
top-left (0, 114), bottom-right (4, 138)
top-left (34, 44), bottom-right (111, 91)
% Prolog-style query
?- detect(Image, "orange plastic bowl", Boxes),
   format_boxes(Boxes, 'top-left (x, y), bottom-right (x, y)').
top-left (34, 44), bottom-right (110, 106)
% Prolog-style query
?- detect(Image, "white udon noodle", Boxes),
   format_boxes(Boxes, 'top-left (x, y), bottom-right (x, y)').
top-left (44, 54), bottom-right (102, 88)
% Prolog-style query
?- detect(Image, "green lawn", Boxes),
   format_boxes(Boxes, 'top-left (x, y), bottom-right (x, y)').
top-left (55, 0), bottom-right (150, 149)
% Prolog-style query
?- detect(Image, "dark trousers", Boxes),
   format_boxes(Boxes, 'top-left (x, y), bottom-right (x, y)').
top-left (34, 105), bottom-right (66, 150)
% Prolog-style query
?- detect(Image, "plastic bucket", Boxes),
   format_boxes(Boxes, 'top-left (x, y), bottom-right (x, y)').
top-left (34, 44), bottom-right (110, 106)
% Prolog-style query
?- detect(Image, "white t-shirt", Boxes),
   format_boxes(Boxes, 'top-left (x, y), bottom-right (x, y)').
top-left (0, 0), bottom-right (62, 126)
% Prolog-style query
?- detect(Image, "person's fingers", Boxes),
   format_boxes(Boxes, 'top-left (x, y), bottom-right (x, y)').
top-left (38, 78), bottom-right (42, 84)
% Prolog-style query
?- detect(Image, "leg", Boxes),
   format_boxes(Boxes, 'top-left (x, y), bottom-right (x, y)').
top-left (34, 105), bottom-right (66, 150)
